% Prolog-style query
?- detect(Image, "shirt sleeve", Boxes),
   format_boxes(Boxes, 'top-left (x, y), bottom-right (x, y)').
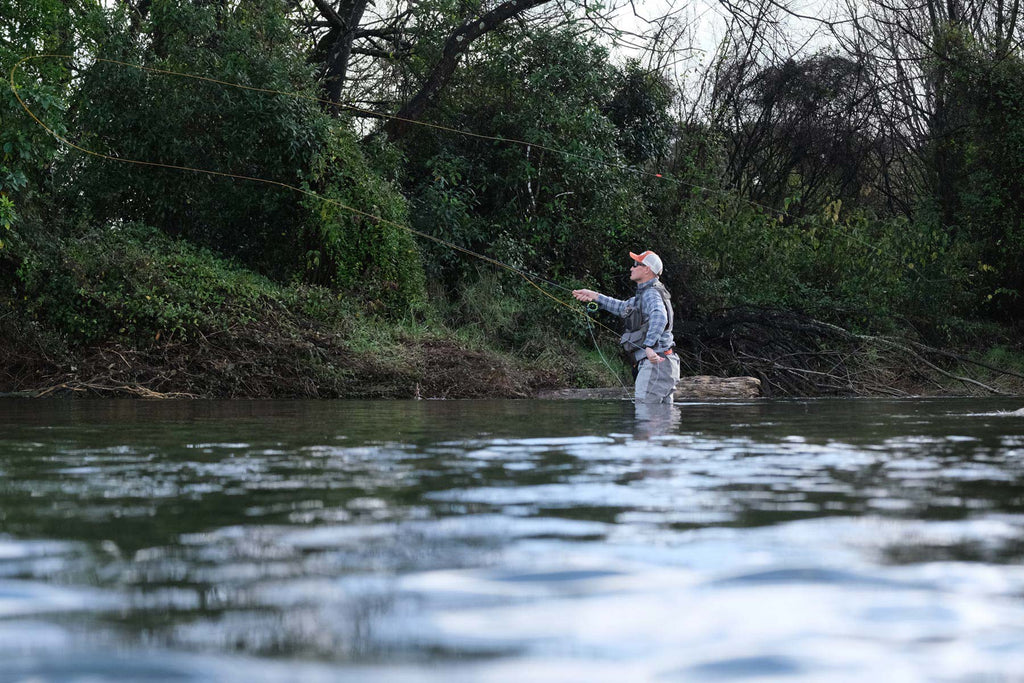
top-left (596, 294), bottom-right (633, 317)
top-left (642, 289), bottom-right (668, 348)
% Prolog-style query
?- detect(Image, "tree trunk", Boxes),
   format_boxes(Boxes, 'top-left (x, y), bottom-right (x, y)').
top-left (314, 0), bottom-right (370, 112)
top-left (382, 0), bottom-right (552, 139)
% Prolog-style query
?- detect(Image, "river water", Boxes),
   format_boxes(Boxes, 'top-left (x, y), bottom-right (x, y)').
top-left (1, 397), bottom-right (1024, 682)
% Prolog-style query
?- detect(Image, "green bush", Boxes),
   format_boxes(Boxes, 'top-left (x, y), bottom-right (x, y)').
top-left (14, 222), bottom-right (295, 346)
top-left (404, 27), bottom-right (660, 296)
top-left (298, 129), bottom-right (426, 314)
top-left (1, 0), bottom-right (76, 201)
top-left (920, 27), bottom-right (1024, 320)
top-left (1, 0), bottom-right (101, 263)
top-left (65, 0), bottom-right (320, 273)
top-left (44, 0), bottom-right (426, 311)
top-left (678, 196), bottom-right (970, 337)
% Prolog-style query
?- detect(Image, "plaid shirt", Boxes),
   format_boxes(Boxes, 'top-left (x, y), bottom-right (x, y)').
top-left (596, 278), bottom-right (674, 351)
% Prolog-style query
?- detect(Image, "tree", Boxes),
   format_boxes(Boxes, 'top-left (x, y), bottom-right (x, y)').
top-left (294, 0), bottom-right (557, 137)
top-left (401, 27), bottom-right (663, 290)
top-left (63, 0), bottom-right (425, 308)
top-left (711, 51), bottom-right (885, 213)
top-left (604, 59), bottom-right (674, 165)
top-left (68, 0), bottom-right (319, 268)
top-left (1, 0), bottom-right (99, 246)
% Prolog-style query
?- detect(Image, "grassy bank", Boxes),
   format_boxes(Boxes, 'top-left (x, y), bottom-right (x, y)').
top-left (0, 223), bottom-right (621, 398)
top-left (2, 224), bottom-right (1022, 400)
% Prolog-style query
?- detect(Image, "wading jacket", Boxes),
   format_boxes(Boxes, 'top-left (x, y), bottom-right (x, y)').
top-left (596, 278), bottom-right (675, 362)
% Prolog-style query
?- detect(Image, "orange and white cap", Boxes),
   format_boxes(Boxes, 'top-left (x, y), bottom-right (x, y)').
top-left (629, 250), bottom-right (663, 275)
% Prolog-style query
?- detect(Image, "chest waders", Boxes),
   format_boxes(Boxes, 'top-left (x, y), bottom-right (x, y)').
top-left (619, 281), bottom-right (674, 375)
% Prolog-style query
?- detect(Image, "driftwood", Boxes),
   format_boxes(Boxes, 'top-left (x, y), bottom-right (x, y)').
top-left (537, 375), bottom-right (762, 400)
top-left (537, 387), bottom-right (631, 400)
top-left (675, 375), bottom-right (762, 399)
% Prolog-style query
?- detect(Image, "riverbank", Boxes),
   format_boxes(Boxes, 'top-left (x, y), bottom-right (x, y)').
top-left (0, 224), bottom-right (617, 398)
top-left (4, 318), bottom-right (1022, 399)
top-left (3, 225), bottom-right (1022, 400)
top-left (0, 329), bottom-right (590, 399)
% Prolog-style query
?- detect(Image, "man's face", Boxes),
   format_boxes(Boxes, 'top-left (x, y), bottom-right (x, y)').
top-left (629, 261), bottom-right (651, 282)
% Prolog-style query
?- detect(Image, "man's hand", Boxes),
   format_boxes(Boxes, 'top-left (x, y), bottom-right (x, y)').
top-left (572, 289), bottom-right (599, 303)
top-left (645, 347), bottom-right (665, 364)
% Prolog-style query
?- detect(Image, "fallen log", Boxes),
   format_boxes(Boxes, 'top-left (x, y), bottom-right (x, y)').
top-left (536, 387), bottom-right (631, 400)
top-left (537, 376), bottom-right (762, 400)
top-left (675, 375), bottom-right (762, 399)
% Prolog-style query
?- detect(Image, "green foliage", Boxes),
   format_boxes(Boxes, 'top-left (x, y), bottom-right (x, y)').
top-left (1, 69), bottom-right (68, 200)
top-left (405, 27), bottom-right (661, 301)
top-left (980, 345), bottom-right (1024, 375)
top-left (13, 222), bottom-right (296, 345)
top-left (66, 0), bottom-right (321, 273)
top-left (49, 0), bottom-right (426, 313)
top-left (439, 269), bottom-right (538, 352)
top-left (1, 0), bottom-right (69, 191)
top-left (409, 151), bottom-right (480, 285)
top-left (298, 129), bottom-right (426, 313)
top-left (605, 60), bottom-right (674, 164)
top-left (436, 266), bottom-right (626, 385)
top-left (680, 198), bottom-right (968, 337)
top-left (938, 37), bottom-right (1024, 319)
top-left (0, 194), bottom-right (14, 248)
top-left (1, 0), bottom-right (102, 248)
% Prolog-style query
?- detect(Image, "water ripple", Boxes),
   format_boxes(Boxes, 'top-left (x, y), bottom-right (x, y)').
top-left (2, 397), bottom-right (1024, 680)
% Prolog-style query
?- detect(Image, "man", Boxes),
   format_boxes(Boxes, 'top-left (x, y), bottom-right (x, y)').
top-left (572, 251), bottom-right (680, 404)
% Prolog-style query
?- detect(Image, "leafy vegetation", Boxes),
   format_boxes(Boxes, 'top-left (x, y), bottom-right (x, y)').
top-left (1, 0), bottom-right (1022, 397)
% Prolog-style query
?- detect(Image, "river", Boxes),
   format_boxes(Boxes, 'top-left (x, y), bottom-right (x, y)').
top-left (1, 397), bottom-right (1023, 681)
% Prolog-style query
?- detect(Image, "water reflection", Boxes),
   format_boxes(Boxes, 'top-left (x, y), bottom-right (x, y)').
top-left (1, 397), bottom-right (1024, 681)
top-left (632, 402), bottom-right (680, 438)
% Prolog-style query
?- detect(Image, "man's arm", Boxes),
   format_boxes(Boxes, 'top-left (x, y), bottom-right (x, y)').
top-left (572, 289), bottom-right (631, 316)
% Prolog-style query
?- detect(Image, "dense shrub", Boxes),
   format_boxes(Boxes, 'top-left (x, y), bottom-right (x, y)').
top-left (678, 198), bottom-right (969, 338)
top-left (298, 130), bottom-right (425, 313)
top-left (936, 35), bottom-right (1024, 319)
top-left (0, 0), bottom-right (96, 259)
top-left (66, 0), bottom-right (319, 273)
top-left (403, 28), bottom-right (660, 297)
top-left (49, 0), bottom-right (425, 311)
top-left (13, 222), bottom-right (294, 345)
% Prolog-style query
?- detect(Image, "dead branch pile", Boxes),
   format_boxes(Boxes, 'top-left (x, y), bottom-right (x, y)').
top-left (676, 307), bottom-right (1024, 397)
